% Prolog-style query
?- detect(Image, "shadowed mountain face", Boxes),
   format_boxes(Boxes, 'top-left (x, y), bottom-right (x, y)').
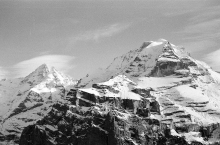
top-left (3, 39), bottom-right (220, 145)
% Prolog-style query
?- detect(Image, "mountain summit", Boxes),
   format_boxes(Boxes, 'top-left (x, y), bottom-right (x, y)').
top-left (21, 63), bottom-right (50, 84)
top-left (106, 39), bottom-right (190, 76)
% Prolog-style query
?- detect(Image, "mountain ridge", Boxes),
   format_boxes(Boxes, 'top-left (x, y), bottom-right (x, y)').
top-left (2, 39), bottom-right (220, 144)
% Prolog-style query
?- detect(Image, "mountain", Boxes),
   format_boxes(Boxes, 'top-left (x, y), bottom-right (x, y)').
top-left (78, 39), bottom-right (200, 86)
top-left (0, 64), bottom-right (77, 144)
top-left (18, 39), bottom-right (220, 145)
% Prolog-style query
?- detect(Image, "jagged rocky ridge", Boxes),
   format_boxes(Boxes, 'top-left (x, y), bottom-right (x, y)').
top-left (19, 39), bottom-right (220, 145)
top-left (0, 64), bottom-right (77, 144)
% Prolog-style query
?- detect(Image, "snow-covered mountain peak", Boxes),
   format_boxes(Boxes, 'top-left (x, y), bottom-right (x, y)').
top-left (31, 63), bottom-right (49, 75)
top-left (21, 63), bottom-right (50, 84)
top-left (20, 64), bottom-right (74, 87)
top-left (138, 39), bottom-right (189, 60)
top-left (140, 39), bottom-right (167, 48)
top-left (108, 39), bottom-right (191, 76)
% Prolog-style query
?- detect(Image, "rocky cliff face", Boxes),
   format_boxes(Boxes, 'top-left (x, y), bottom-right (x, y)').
top-left (15, 39), bottom-right (220, 144)
top-left (19, 102), bottom-right (190, 145)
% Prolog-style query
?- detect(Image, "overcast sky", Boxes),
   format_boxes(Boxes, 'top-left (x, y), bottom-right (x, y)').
top-left (0, 0), bottom-right (220, 79)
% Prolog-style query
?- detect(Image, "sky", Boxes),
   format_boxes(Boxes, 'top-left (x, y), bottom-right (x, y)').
top-left (0, 0), bottom-right (220, 79)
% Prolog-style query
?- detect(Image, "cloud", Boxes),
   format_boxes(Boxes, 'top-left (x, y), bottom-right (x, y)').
top-left (68, 23), bottom-right (131, 46)
top-left (180, 18), bottom-right (220, 39)
top-left (32, 18), bottom-right (79, 35)
top-left (0, 67), bottom-right (8, 79)
top-left (204, 49), bottom-right (220, 71)
top-left (174, 5), bottom-right (220, 54)
top-left (163, 0), bottom-right (206, 17)
top-left (11, 55), bottom-right (75, 78)
top-left (181, 40), bottom-right (217, 53)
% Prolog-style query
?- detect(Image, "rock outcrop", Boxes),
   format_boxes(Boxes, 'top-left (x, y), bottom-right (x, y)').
top-left (19, 102), bottom-right (189, 145)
